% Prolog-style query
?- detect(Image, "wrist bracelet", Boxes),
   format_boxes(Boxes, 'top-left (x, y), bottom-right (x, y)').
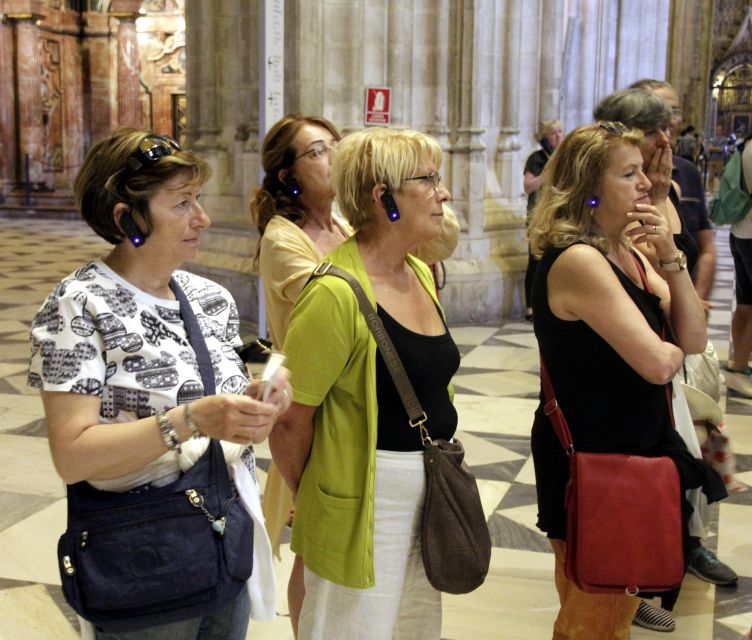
top-left (183, 402), bottom-right (203, 438)
top-left (157, 411), bottom-right (182, 455)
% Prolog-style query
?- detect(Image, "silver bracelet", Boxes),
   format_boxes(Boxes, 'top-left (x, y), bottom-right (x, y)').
top-left (156, 411), bottom-right (182, 455)
top-left (183, 403), bottom-right (203, 438)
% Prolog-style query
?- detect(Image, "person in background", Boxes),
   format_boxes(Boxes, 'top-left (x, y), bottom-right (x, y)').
top-left (250, 114), bottom-right (459, 638)
top-left (528, 121), bottom-right (723, 639)
top-left (707, 124), bottom-right (729, 193)
top-left (595, 88), bottom-right (737, 632)
top-left (523, 119), bottom-right (564, 321)
top-left (271, 127), bottom-right (456, 639)
top-left (629, 79), bottom-right (716, 310)
top-left (676, 125), bottom-right (699, 164)
top-left (28, 128), bottom-right (291, 639)
top-left (726, 136), bottom-right (752, 396)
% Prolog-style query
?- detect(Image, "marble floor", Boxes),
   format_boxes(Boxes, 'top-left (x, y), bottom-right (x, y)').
top-left (0, 215), bottom-right (750, 639)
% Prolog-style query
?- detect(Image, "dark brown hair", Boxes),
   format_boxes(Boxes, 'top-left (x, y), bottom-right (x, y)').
top-left (74, 128), bottom-right (210, 244)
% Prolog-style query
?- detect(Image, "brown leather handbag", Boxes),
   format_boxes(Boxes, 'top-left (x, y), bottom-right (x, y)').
top-left (310, 263), bottom-right (492, 594)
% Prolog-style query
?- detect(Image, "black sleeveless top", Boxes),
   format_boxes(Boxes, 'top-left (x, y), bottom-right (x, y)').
top-left (374, 305), bottom-right (460, 451)
top-left (530, 244), bottom-right (674, 539)
top-left (670, 185), bottom-right (699, 274)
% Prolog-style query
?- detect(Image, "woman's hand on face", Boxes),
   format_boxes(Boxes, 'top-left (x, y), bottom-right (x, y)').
top-left (626, 203), bottom-right (677, 262)
top-left (645, 145), bottom-right (673, 203)
top-left (192, 394), bottom-right (277, 446)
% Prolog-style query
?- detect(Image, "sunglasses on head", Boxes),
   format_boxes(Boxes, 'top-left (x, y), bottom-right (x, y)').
top-left (598, 121), bottom-right (628, 136)
top-left (127, 135), bottom-right (181, 173)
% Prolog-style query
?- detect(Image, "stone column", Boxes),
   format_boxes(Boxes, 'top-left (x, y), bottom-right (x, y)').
top-left (448, 0), bottom-right (486, 238)
top-left (0, 14), bottom-right (16, 194)
top-left (495, 0), bottom-right (523, 203)
top-left (82, 11), bottom-right (113, 148)
top-left (194, 0), bottom-right (221, 149)
top-left (183, 0), bottom-right (201, 147)
top-left (9, 14), bottom-right (45, 187)
top-left (110, 0), bottom-right (143, 130)
top-left (539, 0), bottom-right (565, 122)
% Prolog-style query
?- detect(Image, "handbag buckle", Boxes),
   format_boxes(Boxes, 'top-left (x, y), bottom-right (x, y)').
top-left (409, 412), bottom-right (428, 429)
top-left (544, 399), bottom-right (558, 416)
top-left (62, 555), bottom-right (76, 576)
top-left (313, 262), bottom-right (333, 276)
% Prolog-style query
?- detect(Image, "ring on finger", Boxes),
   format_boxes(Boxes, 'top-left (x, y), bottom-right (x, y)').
top-left (652, 224), bottom-right (657, 234)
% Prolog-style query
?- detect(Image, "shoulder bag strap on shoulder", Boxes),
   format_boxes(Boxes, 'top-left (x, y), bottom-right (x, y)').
top-left (310, 262), bottom-right (429, 440)
top-left (169, 278), bottom-right (216, 396)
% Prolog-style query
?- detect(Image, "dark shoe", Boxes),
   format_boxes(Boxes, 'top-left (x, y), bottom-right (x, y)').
top-left (688, 546), bottom-right (738, 585)
top-left (632, 600), bottom-right (676, 632)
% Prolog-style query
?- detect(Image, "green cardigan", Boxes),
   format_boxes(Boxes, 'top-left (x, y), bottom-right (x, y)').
top-left (283, 235), bottom-right (445, 588)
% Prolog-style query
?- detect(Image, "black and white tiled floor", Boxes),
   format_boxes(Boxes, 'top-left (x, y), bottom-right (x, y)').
top-left (0, 216), bottom-right (750, 639)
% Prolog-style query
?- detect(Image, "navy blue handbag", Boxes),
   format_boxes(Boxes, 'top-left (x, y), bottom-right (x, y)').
top-left (56, 277), bottom-right (253, 631)
top-left (58, 439), bottom-right (254, 631)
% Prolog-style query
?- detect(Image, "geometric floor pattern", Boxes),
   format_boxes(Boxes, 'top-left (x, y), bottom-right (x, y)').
top-left (0, 215), bottom-right (750, 639)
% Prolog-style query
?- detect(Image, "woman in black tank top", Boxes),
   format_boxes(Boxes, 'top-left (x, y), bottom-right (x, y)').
top-left (526, 123), bottom-right (716, 640)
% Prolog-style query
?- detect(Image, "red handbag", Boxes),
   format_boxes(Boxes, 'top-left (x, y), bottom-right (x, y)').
top-left (541, 362), bottom-right (684, 594)
top-left (539, 254), bottom-right (684, 595)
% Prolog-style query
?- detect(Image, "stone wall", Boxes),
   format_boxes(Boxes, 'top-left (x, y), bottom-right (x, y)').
top-left (184, 0), bottom-right (672, 326)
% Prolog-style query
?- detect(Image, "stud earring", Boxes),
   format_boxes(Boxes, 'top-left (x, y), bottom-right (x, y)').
top-left (588, 196), bottom-right (599, 217)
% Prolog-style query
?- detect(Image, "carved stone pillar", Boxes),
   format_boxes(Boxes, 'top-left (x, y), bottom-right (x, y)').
top-left (9, 14), bottom-right (45, 187)
top-left (81, 11), bottom-right (113, 147)
top-left (59, 14), bottom-right (84, 190)
top-left (110, 9), bottom-right (143, 129)
top-left (0, 15), bottom-right (16, 195)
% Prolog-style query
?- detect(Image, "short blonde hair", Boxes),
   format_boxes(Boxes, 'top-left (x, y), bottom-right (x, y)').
top-left (528, 123), bottom-right (643, 257)
top-left (538, 119), bottom-right (563, 139)
top-left (331, 127), bottom-right (442, 229)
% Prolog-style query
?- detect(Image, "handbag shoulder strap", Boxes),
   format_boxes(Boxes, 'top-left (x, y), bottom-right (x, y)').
top-left (539, 359), bottom-right (574, 454)
top-left (169, 277), bottom-right (216, 396)
top-left (309, 262), bottom-right (431, 443)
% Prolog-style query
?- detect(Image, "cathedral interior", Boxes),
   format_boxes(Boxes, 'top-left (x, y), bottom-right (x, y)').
top-left (0, 0), bottom-right (751, 638)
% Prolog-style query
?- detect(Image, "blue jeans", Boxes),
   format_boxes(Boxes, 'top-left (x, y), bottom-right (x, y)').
top-left (94, 587), bottom-right (251, 640)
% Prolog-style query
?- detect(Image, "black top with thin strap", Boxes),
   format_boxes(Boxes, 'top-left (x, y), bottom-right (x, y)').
top-left (530, 244), bottom-right (674, 538)
top-left (669, 185), bottom-right (699, 274)
top-left (374, 305), bottom-right (460, 451)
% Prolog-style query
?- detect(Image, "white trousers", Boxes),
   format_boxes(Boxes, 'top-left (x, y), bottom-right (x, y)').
top-left (298, 450), bottom-right (442, 640)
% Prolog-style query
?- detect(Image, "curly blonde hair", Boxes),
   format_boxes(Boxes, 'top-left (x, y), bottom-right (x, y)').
top-left (528, 123), bottom-right (643, 257)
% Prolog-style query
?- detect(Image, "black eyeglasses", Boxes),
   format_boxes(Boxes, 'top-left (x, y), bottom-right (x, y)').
top-left (127, 135), bottom-right (181, 172)
top-left (404, 171), bottom-right (443, 194)
top-left (598, 121), bottom-right (628, 135)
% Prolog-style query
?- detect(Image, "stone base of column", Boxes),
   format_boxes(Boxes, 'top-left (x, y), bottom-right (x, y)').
top-left (441, 254), bottom-right (527, 324)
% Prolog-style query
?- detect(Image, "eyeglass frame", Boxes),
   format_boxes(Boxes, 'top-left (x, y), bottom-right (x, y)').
top-left (127, 135), bottom-right (181, 173)
top-left (293, 141), bottom-right (337, 162)
top-left (404, 171), bottom-right (443, 194)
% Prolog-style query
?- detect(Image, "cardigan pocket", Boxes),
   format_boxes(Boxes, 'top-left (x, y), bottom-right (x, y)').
top-left (308, 483), bottom-right (360, 551)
